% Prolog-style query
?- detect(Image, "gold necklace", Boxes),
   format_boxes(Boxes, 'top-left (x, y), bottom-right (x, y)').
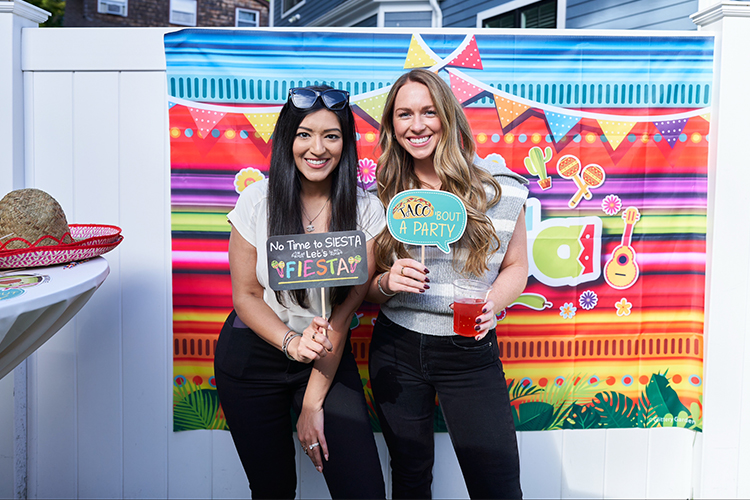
top-left (301, 198), bottom-right (330, 232)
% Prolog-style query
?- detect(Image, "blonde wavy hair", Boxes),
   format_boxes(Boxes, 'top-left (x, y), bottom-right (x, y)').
top-left (374, 69), bottom-right (502, 276)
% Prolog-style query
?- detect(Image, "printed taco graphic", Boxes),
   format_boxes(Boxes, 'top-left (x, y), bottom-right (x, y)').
top-left (392, 196), bottom-right (434, 219)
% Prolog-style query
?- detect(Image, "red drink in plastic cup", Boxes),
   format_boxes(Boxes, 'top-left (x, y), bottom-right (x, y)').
top-left (453, 279), bottom-right (491, 337)
top-left (453, 299), bottom-right (487, 336)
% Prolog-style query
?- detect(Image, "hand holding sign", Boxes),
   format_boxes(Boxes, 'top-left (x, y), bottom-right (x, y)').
top-left (267, 229), bottom-right (369, 319)
top-left (386, 190), bottom-right (467, 255)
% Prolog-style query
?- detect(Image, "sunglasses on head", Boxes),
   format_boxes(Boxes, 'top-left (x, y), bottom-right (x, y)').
top-left (289, 87), bottom-right (350, 111)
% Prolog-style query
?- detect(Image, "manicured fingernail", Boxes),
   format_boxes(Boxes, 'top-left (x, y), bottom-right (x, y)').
top-left (474, 325), bottom-right (480, 331)
top-left (475, 317), bottom-right (481, 324)
top-left (424, 284), bottom-right (430, 289)
top-left (325, 454), bottom-right (329, 461)
top-left (316, 466), bottom-right (323, 472)
top-left (482, 308), bottom-right (487, 313)
top-left (424, 268), bottom-right (430, 273)
top-left (419, 289), bottom-right (425, 293)
top-left (425, 277), bottom-right (431, 283)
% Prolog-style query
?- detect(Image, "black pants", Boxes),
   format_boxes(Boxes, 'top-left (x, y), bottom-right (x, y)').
top-left (369, 312), bottom-right (522, 499)
top-left (214, 310), bottom-right (385, 499)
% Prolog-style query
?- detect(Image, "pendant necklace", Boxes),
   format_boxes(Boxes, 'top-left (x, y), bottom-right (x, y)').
top-left (302, 198), bottom-right (330, 232)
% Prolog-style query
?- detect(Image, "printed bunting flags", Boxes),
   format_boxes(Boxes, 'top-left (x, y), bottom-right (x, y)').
top-left (403, 35), bottom-right (441, 69)
top-left (544, 110), bottom-right (581, 142)
top-left (654, 118), bottom-right (689, 148)
top-left (598, 120), bottom-right (637, 151)
top-left (352, 89), bottom-right (390, 127)
top-left (446, 35), bottom-right (483, 70)
top-left (188, 107), bottom-right (226, 138)
top-left (494, 95), bottom-right (530, 128)
top-left (243, 111), bottom-right (280, 143)
top-left (449, 71), bottom-right (485, 104)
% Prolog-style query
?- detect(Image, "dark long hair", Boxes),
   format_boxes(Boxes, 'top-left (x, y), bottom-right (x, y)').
top-left (267, 85), bottom-right (359, 309)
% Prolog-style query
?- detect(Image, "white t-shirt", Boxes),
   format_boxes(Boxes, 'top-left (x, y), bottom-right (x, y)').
top-left (227, 178), bottom-right (386, 333)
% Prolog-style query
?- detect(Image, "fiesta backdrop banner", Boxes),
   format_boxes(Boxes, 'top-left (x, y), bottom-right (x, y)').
top-left (165, 29), bottom-right (712, 432)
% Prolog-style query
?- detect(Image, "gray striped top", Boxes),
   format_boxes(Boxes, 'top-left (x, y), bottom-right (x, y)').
top-left (380, 156), bottom-right (529, 336)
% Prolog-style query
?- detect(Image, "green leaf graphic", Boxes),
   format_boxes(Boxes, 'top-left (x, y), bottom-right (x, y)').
top-left (645, 373), bottom-right (688, 420)
top-left (512, 402), bottom-right (554, 431)
top-left (174, 388), bottom-right (226, 431)
top-left (592, 392), bottom-right (637, 428)
top-left (563, 403), bottom-right (601, 429)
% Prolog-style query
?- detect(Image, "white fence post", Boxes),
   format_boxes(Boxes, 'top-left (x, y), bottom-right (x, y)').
top-left (0, 0), bottom-right (48, 195)
top-left (0, 5), bottom-right (50, 499)
top-left (692, 2), bottom-right (750, 499)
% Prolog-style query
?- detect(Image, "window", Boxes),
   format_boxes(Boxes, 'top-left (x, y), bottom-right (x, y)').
top-left (236, 8), bottom-right (259, 27)
top-left (97, 0), bottom-right (127, 17)
top-left (482, 0), bottom-right (558, 29)
top-left (282, 0), bottom-right (304, 17)
top-left (170, 0), bottom-right (197, 26)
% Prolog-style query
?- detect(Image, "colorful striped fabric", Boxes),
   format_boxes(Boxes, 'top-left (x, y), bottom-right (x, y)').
top-left (166, 29), bottom-right (712, 432)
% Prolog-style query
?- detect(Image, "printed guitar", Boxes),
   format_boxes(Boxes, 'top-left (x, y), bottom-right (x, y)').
top-left (604, 207), bottom-right (640, 289)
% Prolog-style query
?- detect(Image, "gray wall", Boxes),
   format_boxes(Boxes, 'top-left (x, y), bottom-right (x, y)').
top-left (566, 0), bottom-right (699, 30)
top-left (441, 0), bottom-right (699, 29)
top-left (384, 10), bottom-right (432, 27)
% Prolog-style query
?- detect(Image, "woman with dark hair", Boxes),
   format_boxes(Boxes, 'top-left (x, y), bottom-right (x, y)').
top-left (366, 69), bottom-right (528, 499)
top-left (214, 85), bottom-right (386, 499)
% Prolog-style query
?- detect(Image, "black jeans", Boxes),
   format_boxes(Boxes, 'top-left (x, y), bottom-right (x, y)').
top-left (214, 310), bottom-right (385, 499)
top-left (369, 312), bottom-right (522, 499)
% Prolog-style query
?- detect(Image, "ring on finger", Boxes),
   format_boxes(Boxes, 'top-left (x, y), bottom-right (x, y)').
top-left (308, 442), bottom-right (320, 450)
top-left (312, 333), bottom-right (316, 341)
top-left (400, 266), bottom-right (405, 276)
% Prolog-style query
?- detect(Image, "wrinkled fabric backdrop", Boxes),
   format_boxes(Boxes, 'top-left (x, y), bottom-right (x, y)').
top-left (165, 29), bottom-right (712, 433)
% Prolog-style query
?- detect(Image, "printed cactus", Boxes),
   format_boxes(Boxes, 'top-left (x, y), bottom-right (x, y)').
top-left (524, 146), bottom-right (553, 190)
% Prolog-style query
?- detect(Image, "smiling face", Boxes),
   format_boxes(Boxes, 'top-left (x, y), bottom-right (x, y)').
top-left (392, 80), bottom-right (443, 166)
top-left (292, 109), bottom-right (343, 186)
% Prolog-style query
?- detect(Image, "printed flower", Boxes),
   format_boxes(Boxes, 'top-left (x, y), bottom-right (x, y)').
top-left (496, 308), bottom-right (507, 322)
top-left (234, 167), bottom-right (265, 194)
top-left (615, 298), bottom-right (632, 317)
top-left (559, 302), bottom-right (577, 319)
top-left (357, 158), bottom-right (377, 189)
top-left (578, 290), bottom-right (598, 310)
top-left (602, 194), bottom-right (622, 216)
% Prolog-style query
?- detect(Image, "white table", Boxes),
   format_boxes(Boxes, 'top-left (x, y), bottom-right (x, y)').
top-left (0, 257), bottom-right (110, 380)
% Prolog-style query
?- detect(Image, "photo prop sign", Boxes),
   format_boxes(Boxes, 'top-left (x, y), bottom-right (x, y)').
top-left (266, 230), bottom-right (368, 290)
top-left (166, 29), bottom-right (711, 434)
top-left (386, 190), bottom-right (467, 253)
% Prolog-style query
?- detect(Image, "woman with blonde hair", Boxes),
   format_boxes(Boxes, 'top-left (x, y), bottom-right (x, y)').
top-left (366, 69), bottom-right (528, 499)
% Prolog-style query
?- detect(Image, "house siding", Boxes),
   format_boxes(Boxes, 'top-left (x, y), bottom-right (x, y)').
top-left (566, 0), bottom-right (698, 30)
top-left (65, 0), bottom-right (269, 27)
top-left (442, 0), bottom-right (502, 28)
top-left (276, 0), bottom-right (346, 26)
top-left (354, 13), bottom-right (377, 27)
top-left (384, 10), bottom-right (432, 28)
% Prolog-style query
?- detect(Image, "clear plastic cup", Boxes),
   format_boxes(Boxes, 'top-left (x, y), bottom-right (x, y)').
top-left (453, 279), bottom-right (492, 337)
